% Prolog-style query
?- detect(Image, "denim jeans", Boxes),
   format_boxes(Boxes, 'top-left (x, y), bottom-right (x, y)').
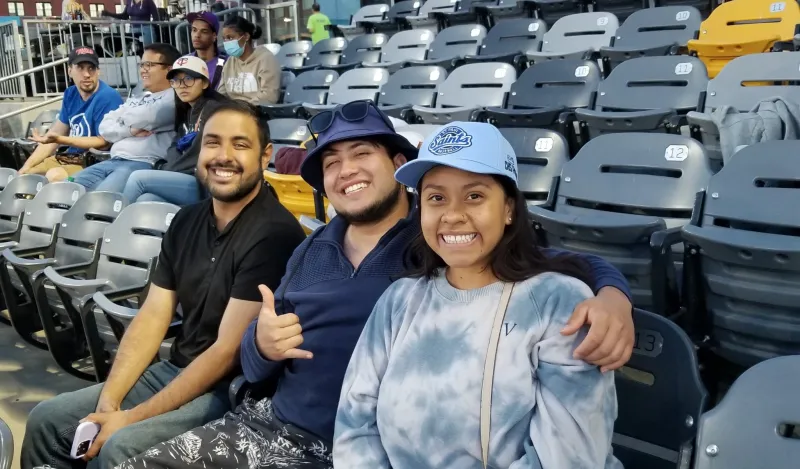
top-left (134, 26), bottom-right (154, 47)
top-left (123, 170), bottom-right (203, 206)
top-left (21, 361), bottom-right (230, 469)
top-left (72, 158), bottom-right (152, 192)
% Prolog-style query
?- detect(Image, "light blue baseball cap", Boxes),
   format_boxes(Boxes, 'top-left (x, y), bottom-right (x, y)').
top-left (394, 122), bottom-right (518, 189)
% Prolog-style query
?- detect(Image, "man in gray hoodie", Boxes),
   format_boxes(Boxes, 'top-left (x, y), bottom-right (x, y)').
top-left (66, 43), bottom-right (181, 192)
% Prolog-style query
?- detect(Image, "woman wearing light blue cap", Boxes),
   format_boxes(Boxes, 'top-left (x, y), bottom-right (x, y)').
top-left (333, 122), bottom-right (622, 469)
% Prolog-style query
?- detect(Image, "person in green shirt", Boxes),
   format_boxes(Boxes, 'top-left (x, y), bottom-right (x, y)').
top-left (307, 3), bottom-right (331, 44)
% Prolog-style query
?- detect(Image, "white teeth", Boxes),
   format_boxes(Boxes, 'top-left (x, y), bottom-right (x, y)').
top-left (214, 169), bottom-right (234, 178)
top-left (442, 234), bottom-right (476, 244)
top-left (344, 182), bottom-right (368, 194)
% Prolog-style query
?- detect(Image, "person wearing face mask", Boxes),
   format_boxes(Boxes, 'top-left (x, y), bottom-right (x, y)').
top-left (218, 16), bottom-right (281, 105)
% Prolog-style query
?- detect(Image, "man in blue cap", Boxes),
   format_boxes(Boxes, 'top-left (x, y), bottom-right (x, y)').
top-left (117, 101), bottom-right (635, 469)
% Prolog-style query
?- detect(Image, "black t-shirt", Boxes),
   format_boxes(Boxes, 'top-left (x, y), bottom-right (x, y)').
top-left (152, 184), bottom-right (306, 368)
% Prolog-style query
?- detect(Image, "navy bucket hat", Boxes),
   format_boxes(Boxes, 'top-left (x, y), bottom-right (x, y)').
top-left (299, 101), bottom-right (420, 194)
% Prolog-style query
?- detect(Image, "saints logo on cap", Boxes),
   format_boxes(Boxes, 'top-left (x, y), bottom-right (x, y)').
top-left (428, 126), bottom-right (473, 156)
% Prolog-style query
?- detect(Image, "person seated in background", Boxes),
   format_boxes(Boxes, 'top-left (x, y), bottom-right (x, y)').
top-left (65, 43), bottom-right (181, 192)
top-left (334, 123), bottom-right (622, 469)
top-left (122, 55), bottom-right (228, 205)
top-left (101, 0), bottom-right (160, 47)
top-left (219, 16), bottom-right (280, 105)
top-left (116, 102), bottom-right (634, 469)
top-left (21, 47), bottom-right (123, 181)
top-left (22, 100), bottom-right (306, 469)
top-left (187, 11), bottom-right (227, 89)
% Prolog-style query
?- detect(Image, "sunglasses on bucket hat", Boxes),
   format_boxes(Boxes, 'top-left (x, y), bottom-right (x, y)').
top-left (307, 100), bottom-right (395, 140)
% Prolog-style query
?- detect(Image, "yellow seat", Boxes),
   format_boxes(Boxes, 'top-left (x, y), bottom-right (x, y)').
top-left (263, 170), bottom-right (329, 234)
top-left (687, 0), bottom-right (800, 77)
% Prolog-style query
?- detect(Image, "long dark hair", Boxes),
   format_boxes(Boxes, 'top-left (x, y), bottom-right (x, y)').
top-left (223, 16), bottom-right (263, 43)
top-left (174, 81), bottom-right (228, 133)
top-left (405, 175), bottom-right (594, 287)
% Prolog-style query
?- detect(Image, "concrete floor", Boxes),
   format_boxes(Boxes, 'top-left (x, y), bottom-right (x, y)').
top-left (0, 325), bottom-right (89, 469)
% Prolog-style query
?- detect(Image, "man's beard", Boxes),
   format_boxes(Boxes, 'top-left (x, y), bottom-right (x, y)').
top-left (198, 166), bottom-right (262, 203)
top-left (336, 183), bottom-right (403, 225)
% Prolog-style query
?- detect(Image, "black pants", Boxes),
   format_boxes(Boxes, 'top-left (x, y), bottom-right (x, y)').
top-left (115, 398), bottom-right (333, 469)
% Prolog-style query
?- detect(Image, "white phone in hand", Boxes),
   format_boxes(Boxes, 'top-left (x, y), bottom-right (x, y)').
top-left (70, 421), bottom-right (101, 459)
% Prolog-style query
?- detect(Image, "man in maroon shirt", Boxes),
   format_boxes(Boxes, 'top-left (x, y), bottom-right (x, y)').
top-left (187, 11), bottom-right (227, 90)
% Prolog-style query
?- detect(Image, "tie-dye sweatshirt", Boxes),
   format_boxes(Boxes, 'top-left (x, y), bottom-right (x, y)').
top-left (333, 271), bottom-right (622, 469)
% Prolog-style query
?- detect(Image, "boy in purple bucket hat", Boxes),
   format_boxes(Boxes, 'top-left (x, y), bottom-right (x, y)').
top-left (117, 101), bottom-right (636, 469)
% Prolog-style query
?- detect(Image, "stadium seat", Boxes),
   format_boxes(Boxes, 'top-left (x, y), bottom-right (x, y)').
top-left (437, 0), bottom-right (497, 28)
top-left (405, 24), bottom-right (488, 71)
top-left (2, 192), bottom-right (127, 371)
top-left (267, 118), bottom-right (309, 169)
top-left (406, 0), bottom-right (459, 33)
top-left (600, 6), bottom-right (703, 70)
top-left (35, 202), bottom-right (179, 381)
top-left (263, 43), bottom-right (281, 55)
top-left (290, 38), bottom-right (348, 74)
top-left (412, 62), bottom-right (517, 124)
top-left (479, 59), bottom-right (601, 155)
top-left (529, 133), bottom-right (713, 314)
top-left (326, 33), bottom-right (388, 72)
top-left (362, 29), bottom-right (436, 72)
top-left (362, 0), bottom-right (422, 34)
top-left (0, 168), bottom-right (16, 190)
top-left (682, 141), bottom-right (800, 370)
top-left (693, 355), bottom-right (800, 469)
top-left (528, 12), bottom-right (619, 60)
top-left (687, 0), bottom-right (800, 78)
top-left (499, 127), bottom-right (569, 206)
top-left (0, 417), bottom-right (10, 469)
top-left (259, 69), bottom-right (339, 119)
top-left (614, 308), bottom-right (708, 469)
top-left (464, 18), bottom-right (547, 69)
top-left (0, 174), bottom-right (47, 238)
top-left (263, 171), bottom-right (329, 233)
top-left (276, 41), bottom-right (312, 71)
top-left (304, 68), bottom-right (390, 116)
top-left (332, 4), bottom-right (390, 39)
top-left (377, 65), bottom-right (448, 121)
top-left (593, 0), bottom-right (646, 22)
top-left (575, 55), bottom-right (708, 140)
top-left (279, 70), bottom-right (296, 100)
top-left (510, 0), bottom-right (587, 26)
top-left (686, 52), bottom-right (800, 169)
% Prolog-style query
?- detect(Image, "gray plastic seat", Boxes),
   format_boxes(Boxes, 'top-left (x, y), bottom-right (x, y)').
top-left (329, 33), bottom-right (388, 71)
top-left (576, 56), bottom-right (708, 139)
top-left (465, 18), bottom-right (548, 67)
top-left (499, 127), bottom-right (569, 206)
top-left (0, 174), bottom-right (48, 236)
top-left (406, 24), bottom-right (487, 71)
top-left (614, 308), bottom-right (708, 469)
top-left (294, 38), bottom-right (348, 73)
top-left (1, 191), bottom-right (125, 355)
top-left (0, 169), bottom-right (16, 190)
top-left (600, 6), bottom-right (702, 70)
top-left (268, 118), bottom-right (309, 168)
top-left (682, 141), bottom-right (800, 369)
top-left (263, 43), bottom-right (281, 55)
top-left (407, 0), bottom-right (459, 33)
top-left (378, 66), bottom-right (448, 121)
top-left (25, 109), bottom-right (60, 139)
top-left (364, 0), bottom-right (422, 33)
top-left (687, 52), bottom-right (800, 169)
top-left (35, 201), bottom-right (179, 381)
top-left (259, 69), bottom-right (339, 119)
top-left (363, 29), bottom-right (436, 72)
top-left (412, 62), bottom-right (516, 124)
top-left (529, 12), bottom-right (619, 60)
top-left (304, 68), bottom-right (390, 116)
top-left (0, 417), bottom-right (11, 469)
top-left (529, 133), bottom-right (713, 313)
top-left (437, 0), bottom-right (497, 27)
top-left (693, 355), bottom-right (800, 469)
top-left (277, 41), bottom-right (312, 70)
top-left (593, 0), bottom-right (646, 23)
top-left (336, 4), bottom-right (390, 39)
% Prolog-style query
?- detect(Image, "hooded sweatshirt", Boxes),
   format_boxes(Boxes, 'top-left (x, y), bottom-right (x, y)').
top-left (162, 95), bottom-right (221, 174)
top-left (98, 88), bottom-right (176, 164)
top-left (219, 46), bottom-right (280, 105)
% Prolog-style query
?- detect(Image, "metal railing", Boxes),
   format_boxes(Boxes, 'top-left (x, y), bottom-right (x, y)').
top-left (0, 20), bottom-right (26, 98)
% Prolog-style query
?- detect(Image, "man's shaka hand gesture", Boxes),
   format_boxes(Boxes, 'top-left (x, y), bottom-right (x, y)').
top-left (255, 284), bottom-right (313, 361)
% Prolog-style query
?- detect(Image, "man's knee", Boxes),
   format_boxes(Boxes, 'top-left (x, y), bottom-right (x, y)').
top-left (45, 167), bottom-right (68, 182)
top-left (95, 431), bottom-right (141, 468)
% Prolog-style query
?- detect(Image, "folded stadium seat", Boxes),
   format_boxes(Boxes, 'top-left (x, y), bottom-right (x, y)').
top-left (403, 24), bottom-right (488, 71)
top-left (279, 70), bottom-right (296, 102)
top-left (463, 18), bottom-right (548, 70)
top-left (263, 43), bottom-right (282, 55)
top-left (276, 40), bottom-right (313, 71)
top-left (288, 37), bottom-right (349, 75)
top-left (600, 6), bottom-right (703, 70)
top-left (528, 11), bottom-right (619, 61)
top-left (482, 0), bottom-right (536, 21)
top-left (0, 417), bottom-right (9, 469)
top-left (0, 168), bottom-right (16, 190)
top-left (259, 69), bottom-right (339, 119)
top-left (35, 202), bottom-right (180, 382)
top-left (1, 192), bottom-right (127, 374)
top-left (360, 0), bottom-right (422, 35)
top-left (693, 355), bottom-right (800, 469)
top-left (0, 182), bottom-right (85, 345)
top-left (268, 118), bottom-right (310, 169)
top-left (528, 133), bottom-right (713, 314)
top-left (0, 174), bottom-right (48, 242)
top-left (686, 52), bottom-right (800, 170)
top-left (322, 33), bottom-right (388, 73)
top-left (437, 0), bottom-right (498, 28)
top-left (0, 109), bottom-right (61, 169)
top-left (377, 66), bottom-right (448, 121)
top-left (362, 29), bottom-right (436, 73)
top-left (500, 127), bottom-right (569, 206)
top-left (575, 55), bottom-right (708, 140)
top-left (654, 0), bottom-right (713, 18)
top-left (488, 0), bottom-right (588, 25)
top-left (686, 0), bottom-right (800, 78)
top-left (329, 4), bottom-right (390, 40)
top-left (406, 0), bottom-right (460, 34)
top-left (478, 59), bottom-right (601, 155)
top-left (412, 62), bottom-right (517, 123)
top-left (682, 141), bottom-right (800, 371)
top-left (263, 171), bottom-right (329, 234)
top-left (592, 0), bottom-right (646, 23)
top-left (303, 68), bottom-right (390, 116)
top-left (614, 308), bottom-right (708, 469)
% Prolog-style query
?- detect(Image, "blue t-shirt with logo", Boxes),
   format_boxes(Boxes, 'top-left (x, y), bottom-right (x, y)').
top-left (58, 81), bottom-right (123, 154)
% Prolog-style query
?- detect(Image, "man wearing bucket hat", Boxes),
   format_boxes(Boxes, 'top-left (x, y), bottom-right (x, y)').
top-left (117, 102), bottom-right (634, 469)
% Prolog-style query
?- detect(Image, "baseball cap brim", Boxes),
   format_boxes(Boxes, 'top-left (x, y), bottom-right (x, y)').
top-left (71, 56), bottom-right (99, 67)
top-left (167, 67), bottom-right (207, 80)
top-left (395, 156), bottom-right (509, 190)
top-left (301, 128), bottom-right (419, 194)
